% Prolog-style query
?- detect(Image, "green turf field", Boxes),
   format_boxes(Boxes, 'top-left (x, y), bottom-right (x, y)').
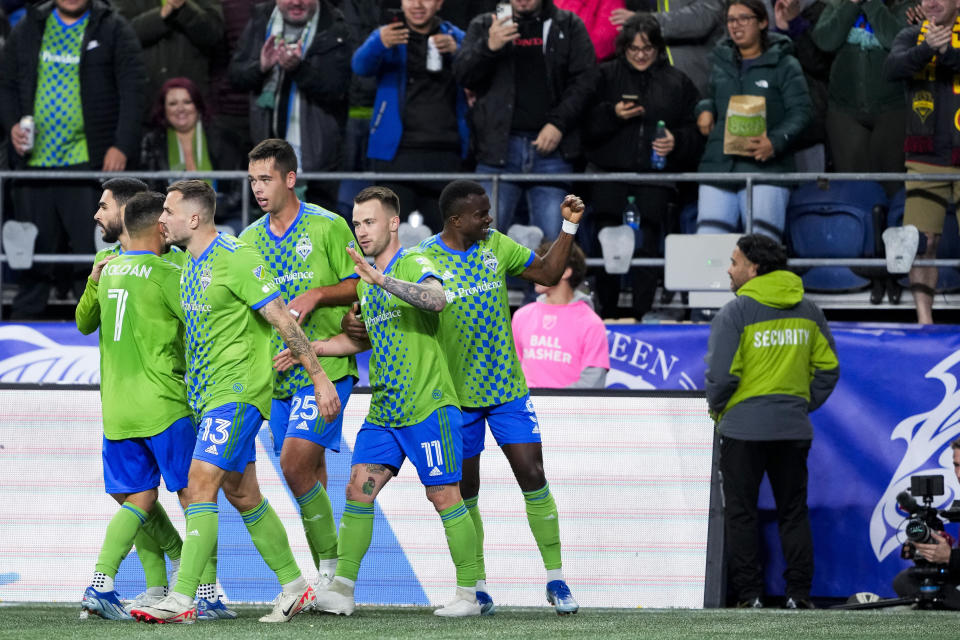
top-left (1, 605), bottom-right (957, 640)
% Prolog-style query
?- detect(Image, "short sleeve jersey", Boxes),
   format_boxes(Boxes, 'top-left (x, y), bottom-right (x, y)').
top-left (240, 202), bottom-right (359, 398)
top-left (97, 251), bottom-right (191, 439)
top-left (30, 11), bottom-right (89, 167)
top-left (180, 233), bottom-right (281, 417)
top-left (417, 231), bottom-right (534, 408)
top-left (359, 249), bottom-right (459, 427)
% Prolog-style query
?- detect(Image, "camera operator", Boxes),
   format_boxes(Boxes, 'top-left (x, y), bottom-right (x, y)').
top-left (892, 438), bottom-right (960, 609)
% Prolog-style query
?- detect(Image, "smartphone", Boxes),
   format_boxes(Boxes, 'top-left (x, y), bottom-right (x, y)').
top-left (621, 94), bottom-right (639, 103)
top-left (496, 2), bottom-right (513, 23)
top-left (381, 7), bottom-right (404, 25)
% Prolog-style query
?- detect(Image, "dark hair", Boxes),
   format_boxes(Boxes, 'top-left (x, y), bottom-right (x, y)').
top-left (354, 186), bottom-right (400, 216)
top-left (167, 179), bottom-right (217, 221)
top-left (248, 138), bottom-right (298, 177)
top-left (737, 233), bottom-right (787, 275)
top-left (536, 240), bottom-right (587, 289)
top-left (102, 177), bottom-right (149, 211)
top-left (726, 0), bottom-right (769, 51)
top-left (150, 77), bottom-right (207, 129)
top-left (952, 438), bottom-right (960, 451)
top-left (124, 192), bottom-right (166, 236)
top-left (439, 180), bottom-right (487, 221)
top-left (615, 13), bottom-right (665, 60)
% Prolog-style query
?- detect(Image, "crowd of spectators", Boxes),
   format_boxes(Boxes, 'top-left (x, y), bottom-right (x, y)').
top-left (0, 0), bottom-right (945, 320)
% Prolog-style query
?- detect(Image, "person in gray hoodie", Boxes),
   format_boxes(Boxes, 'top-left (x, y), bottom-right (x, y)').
top-left (705, 233), bottom-right (839, 609)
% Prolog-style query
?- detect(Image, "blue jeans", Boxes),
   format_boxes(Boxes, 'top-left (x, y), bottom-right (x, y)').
top-left (696, 183), bottom-right (790, 240)
top-left (477, 135), bottom-right (572, 240)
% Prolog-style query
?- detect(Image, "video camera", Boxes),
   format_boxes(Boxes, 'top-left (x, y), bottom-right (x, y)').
top-left (897, 475), bottom-right (960, 556)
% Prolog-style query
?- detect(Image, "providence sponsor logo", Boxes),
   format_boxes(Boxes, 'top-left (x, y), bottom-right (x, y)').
top-left (274, 271), bottom-right (314, 285)
top-left (182, 302), bottom-right (213, 313)
top-left (446, 279), bottom-right (503, 301)
top-left (367, 309), bottom-right (401, 326)
top-left (41, 50), bottom-right (80, 65)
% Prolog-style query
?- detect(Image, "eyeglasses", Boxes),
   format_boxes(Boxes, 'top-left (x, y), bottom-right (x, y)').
top-left (626, 44), bottom-right (657, 55)
top-left (726, 15), bottom-right (758, 26)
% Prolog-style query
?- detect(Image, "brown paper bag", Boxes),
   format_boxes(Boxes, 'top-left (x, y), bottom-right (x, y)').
top-left (723, 95), bottom-right (766, 156)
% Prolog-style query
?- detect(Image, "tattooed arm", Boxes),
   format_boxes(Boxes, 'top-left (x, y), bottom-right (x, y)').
top-left (346, 247), bottom-right (447, 312)
top-left (259, 297), bottom-right (341, 423)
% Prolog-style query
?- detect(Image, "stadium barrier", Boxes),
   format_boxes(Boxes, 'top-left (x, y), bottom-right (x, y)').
top-left (0, 385), bottom-right (722, 608)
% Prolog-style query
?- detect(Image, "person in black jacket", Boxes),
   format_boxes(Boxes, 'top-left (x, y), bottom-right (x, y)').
top-left (453, 0), bottom-right (596, 239)
top-left (583, 13), bottom-right (701, 319)
top-left (228, 0), bottom-right (353, 211)
top-left (0, 0), bottom-right (146, 318)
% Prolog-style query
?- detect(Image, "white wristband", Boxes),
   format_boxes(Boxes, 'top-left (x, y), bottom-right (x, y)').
top-left (561, 219), bottom-right (579, 235)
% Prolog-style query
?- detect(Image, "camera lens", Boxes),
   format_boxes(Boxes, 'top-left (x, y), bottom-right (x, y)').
top-left (906, 518), bottom-right (932, 544)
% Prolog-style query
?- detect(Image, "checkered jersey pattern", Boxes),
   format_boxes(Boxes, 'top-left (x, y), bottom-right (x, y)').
top-left (418, 231), bottom-right (534, 408)
top-left (30, 12), bottom-right (89, 168)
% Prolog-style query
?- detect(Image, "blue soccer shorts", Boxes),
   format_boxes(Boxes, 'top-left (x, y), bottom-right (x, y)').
top-left (102, 415), bottom-right (195, 494)
top-left (352, 405), bottom-right (462, 486)
top-left (192, 402), bottom-right (263, 473)
top-left (461, 393), bottom-right (542, 459)
top-left (268, 377), bottom-right (355, 455)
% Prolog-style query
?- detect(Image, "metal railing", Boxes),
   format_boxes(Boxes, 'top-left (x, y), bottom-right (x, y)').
top-left (2, 169), bottom-right (959, 318)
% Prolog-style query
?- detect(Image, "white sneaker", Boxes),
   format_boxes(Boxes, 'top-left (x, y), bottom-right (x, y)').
top-left (259, 585), bottom-right (315, 622)
top-left (124, 589), bottom-right (168, 614)
top-left (883, 225), bottom-right (920, 274)
top-left (130, 594), bottom-right (196, 624)
top-left (434, 587), bottom-right (482, 618)
top-left (313, 579), bottom-right (355, 616)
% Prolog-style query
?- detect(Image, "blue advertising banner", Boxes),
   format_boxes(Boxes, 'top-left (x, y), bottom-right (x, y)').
top-left (3, 321), bottom-right (960, 598)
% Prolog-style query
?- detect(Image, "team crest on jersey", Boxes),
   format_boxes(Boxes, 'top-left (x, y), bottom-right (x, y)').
top-left (296, 235), bottom-right (313, 260)
top-left (481, 250), bottom-right (498, 273)
top-left (253, 265), bottom-right (263, 280)
top-left (200, 268), bottom-right (212, 291)
top-left (543, 315), bottom-right (557, 330)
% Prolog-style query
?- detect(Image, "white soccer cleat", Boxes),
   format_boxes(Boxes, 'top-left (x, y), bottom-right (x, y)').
top-left (130, 594), bottom-right (197, 624)
top-left (312, 579), bottom-right (355, 616)
top-left (124, 588), bottom-right (168, 614)
top-left (259, 585), bottom-right (316, 622)
top-left (434, 587), bottom-right (482, 618)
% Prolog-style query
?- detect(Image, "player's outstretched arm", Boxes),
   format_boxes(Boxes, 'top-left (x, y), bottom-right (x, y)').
top-left (520, 194), bottom-right (585, 286)
top-left (346, 247), bottom-right (446, 312)
top-left (259, 297), bottom-right (341, 423)
top-left (273, 331), bottom-right (369, 371)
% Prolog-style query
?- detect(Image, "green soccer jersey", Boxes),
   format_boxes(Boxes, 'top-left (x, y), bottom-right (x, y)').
top-left (359, 249), bottom-right (459, 427)
top-left (240, 202), bottom-right (359, 398)
top-left (418, 231), bottom-right (534, 408)
top-left (30, 11), bottom-right (89, 167)
top-left (180, 233), bottom-right (281, 417)
top-left (76, 245), bottom-right (188, 334)
top-left (96, 250), bottom-right (192, 440)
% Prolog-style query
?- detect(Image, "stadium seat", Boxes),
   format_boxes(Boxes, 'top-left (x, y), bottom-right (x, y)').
top-left (2, 221), bottom-right (39, 269)
top-left (786, 180), bottom-right (887, 292)
top-left (507, 224), bottom-right (544, 251)
top-left (598, 225), bottom-right (636, 275)
top-left (398, 221), bottom-right (432, 249)
top-left (887, 190), bottom-right (960, 293)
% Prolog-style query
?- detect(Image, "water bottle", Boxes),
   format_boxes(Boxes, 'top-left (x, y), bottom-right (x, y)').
top-left (650, 120), bottom-right (667, 170)
top-left (426, 36), bottom-right (442, 72)
top-left (622, 196), bottom-right (640, 230)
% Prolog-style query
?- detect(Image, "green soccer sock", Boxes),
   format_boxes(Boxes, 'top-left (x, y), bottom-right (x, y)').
top-left (296, 482), bottom-right (338, 568)
top-left (173, 503), bottom-right (219, 598)
top-left (464, 495), bottom-right (486, 582)
top-left (523, 484), bottom-right (563, 571)
top-left (94, 502), bottom-right (148, 579)
top-left (199, 544), bottom-right (218, 585)
top-left (440, 501), bottom-right (479, 588)
top-left (241, 498), bottom-right (302, 586)
top-left (335, 500), bottom-right (374, 582)
top-left (140, 502), bottom-right (183, 561)
top-left (133, 529), bottom-right (168, 588)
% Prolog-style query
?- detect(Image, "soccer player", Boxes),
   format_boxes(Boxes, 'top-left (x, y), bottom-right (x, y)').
top-left (131, 180), bottom-right (340, 624)
top-left (77, 182), bottom-right (231, 620)
top-left (239, 139), bottom-right (359, 588)
top-left (275, 186), bottom-right (481, 617)
top-left (418, 179), bottom-right (584, 615)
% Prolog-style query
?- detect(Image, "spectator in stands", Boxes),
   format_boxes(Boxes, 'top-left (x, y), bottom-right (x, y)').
top-left (454, 0), bottom-right (596, 240)
top-left (439, 0), bottom-right (498, 29)
top-left (0, 0), bottom-right (145, 318)
top-left (352, 0), bottom-right (469, 231)
top-left (113, 0), bottom-right (223, 121)
top-left (770, 0), bottom-right (831, 172)
top-left (885, 0), bottom-right (960, 325)
top-left (139, 77), bottom-right (244, 230)
top-left (812, 0), bottom-right (911, 187)
top-left (609, 0), bottom-right (727, 97)
top-left (229, 0), bottom-right (353, 211)
top-left (583, 12), bottom-right (701, 319)
top-left (208, 0), bottom-right (258, 159)
top-left (695, 0), bottom-right (811, 241)
top-left (512, 241), bottom-right (610, 388)
top-left (555, 0), bottom-right (626, 61)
